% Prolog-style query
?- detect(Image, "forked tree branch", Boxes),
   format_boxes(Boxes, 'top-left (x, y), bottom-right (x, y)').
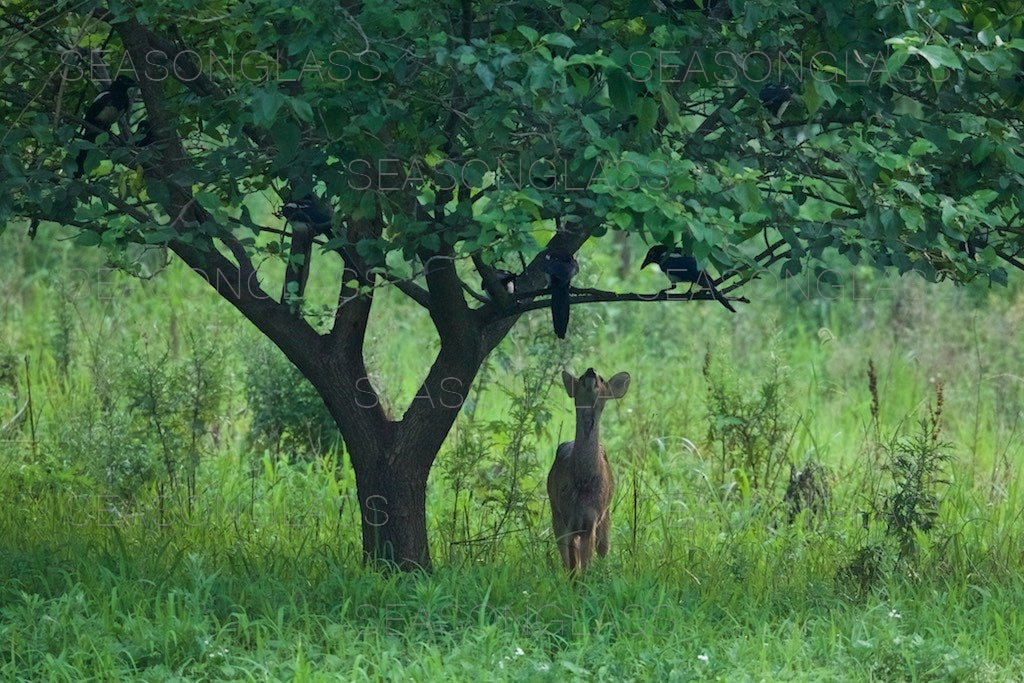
top-left (112, 18), bottom-right (329, 356)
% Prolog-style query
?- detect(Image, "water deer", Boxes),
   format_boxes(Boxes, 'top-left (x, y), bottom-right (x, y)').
top-left (547, 367), bottom-right (631, 574)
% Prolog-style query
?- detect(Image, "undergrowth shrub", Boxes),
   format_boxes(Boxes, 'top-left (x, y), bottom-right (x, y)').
top-left (783, 460), bottom-right (832, 526)
top-left (438, 331), bottom-right (565, 564)
top-left (45, 327), bottom-right (228, 508)
top-left (0, 345), bottom-right (21, 436)
top-left (49, 282), bottom-right (75, 388)
top-left (701, 350), bottom-right (797, 499)
top-left (844, 364), bottom-right (955, 589)
top-left (880, 383), bottom-right (952, 559)
top-left (242, 336), bottom-right (340, 464)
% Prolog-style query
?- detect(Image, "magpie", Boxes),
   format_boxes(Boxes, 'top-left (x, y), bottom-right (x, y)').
top-left (541, 250), bottom-right (579, 339)
top-left (480, 269), bottom-right (517, 298)
top-left (959, 232), bottom-right (988, 260)
top-left (758, 83), bottom-right (792, 117)
top-left (640, 245), bottom-right (736, 312)
top-left (74, 76), bottom-right (136, 177)
top-left (280, 196), bottom-right (334, 302)
top-left (497, 270), bottom-right (517, 294)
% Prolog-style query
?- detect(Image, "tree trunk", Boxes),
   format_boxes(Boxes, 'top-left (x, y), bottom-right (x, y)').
top-left (351, 454), bottom-right (432, 570)
top-left (303, 329), bottom-right (504, 572)
top-left (344, 317), bottom-right (517, 570)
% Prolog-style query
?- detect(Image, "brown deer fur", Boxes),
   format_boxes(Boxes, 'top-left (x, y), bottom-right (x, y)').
top-left (547, 368), bottom-right (630, 574)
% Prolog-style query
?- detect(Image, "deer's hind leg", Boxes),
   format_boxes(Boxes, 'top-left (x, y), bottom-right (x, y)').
top-left (576, 525), bottom-right (598, 571)
top-left (556, 531), bottom-right (574, 571)
top-left (596, 512), bottom-right (610, 557)
top-left (566, 533), bottom-right (581, 573)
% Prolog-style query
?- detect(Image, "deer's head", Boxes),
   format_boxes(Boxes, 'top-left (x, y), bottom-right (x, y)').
top-left (562, 367), bottom-right (630, 413)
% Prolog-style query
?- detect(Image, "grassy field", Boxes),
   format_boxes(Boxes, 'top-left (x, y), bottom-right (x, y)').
top-left (2, 223), bottom-right (1023, 680)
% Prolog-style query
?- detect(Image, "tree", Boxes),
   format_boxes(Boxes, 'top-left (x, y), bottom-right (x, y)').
top-left (2, 0), bottom-right (1022, 570)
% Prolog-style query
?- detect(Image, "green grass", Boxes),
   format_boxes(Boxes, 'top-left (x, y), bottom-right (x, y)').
top-left (2, 224), bottom-right (1024, 680)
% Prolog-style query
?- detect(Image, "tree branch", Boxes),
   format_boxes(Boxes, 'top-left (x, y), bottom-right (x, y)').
top-left (683, 90), bottom-right (745, 151)
top-left (996, 248), bottom-right (1024, 272)
top-left (501, 285), bottom-right (749, 317)
top-left (421, 247), bottom-right (476, 342)
top-left (113, 17), bottom-right (325, 356)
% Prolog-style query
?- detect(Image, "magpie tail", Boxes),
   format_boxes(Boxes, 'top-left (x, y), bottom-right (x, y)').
top-left (706, 280), bottom-right (736, 313)
top-left (282, 229), bottom-right (315, 302)
top-left (550, 279), bottom-right (570, 338)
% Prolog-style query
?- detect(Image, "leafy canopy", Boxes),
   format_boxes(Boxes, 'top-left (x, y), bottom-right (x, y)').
top-left (1, 0), bottom-right (1023, 304)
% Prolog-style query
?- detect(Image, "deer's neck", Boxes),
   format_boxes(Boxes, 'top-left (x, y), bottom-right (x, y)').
top-left (572, 408), bottom-right (603, 475)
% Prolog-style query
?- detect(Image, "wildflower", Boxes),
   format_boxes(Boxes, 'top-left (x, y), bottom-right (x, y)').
top-left (888, 609), bottom-right (901, 619)
top-left (698, 653), bottom-right (709, 663)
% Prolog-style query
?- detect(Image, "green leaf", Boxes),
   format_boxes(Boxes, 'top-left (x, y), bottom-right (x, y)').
top-left (805, 78), bottom-right (837, 116)
top-left (606, 70), bottom-right (632, 113)
top-left (884, 51), bottom-right (910, 85)
top-left (253, 90), bottom-right (285, 127)
top-left (74, 230), bottom-right (102, 246)
top-left (517, 26), bottom-right (539, 44)
top-left (474, 62), bottom-right (495, 90)
top-left (385, 250), bottom-right (413, 280)
top-left (970, 139), bottom-right (994, 165)
top-left (541, 33), bottom-right (575, 49)
top-left (909, 45), bottom-right (960, 70)
top-left (608, 210), bottom-right (632, 229)
top-left (146, 179), bottom-right (171, 208)
top-left (907, 138), bottom-right (936, 156)
top-left (899, 205), bottom-right (923, 231)
top-left (659, 90), bottom-right (681, 126)
top-left (636, 97), bottom-right (659, 135)
top-left (271, 121), bottom-right (300, 163)
top-left (288, 97), bottom-right (314, 123)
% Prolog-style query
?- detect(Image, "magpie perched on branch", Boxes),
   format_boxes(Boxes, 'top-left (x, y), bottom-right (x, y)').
top-left (279, 196), bottom-right (333, 303)
top-left (497, 270), bottom-right (517, 294)
top-left (480, 269), bottom-right (517, 298)
top-left (959, 231), bottom-right (989, 260)
top-left (640, 245), bottom-right (736, 312)
top-left (74, 76), bottom-right (135, 177)
top-left (758, 83), bottom-right (792, 117)
top-left (541, 250), bottom-right (579, 339)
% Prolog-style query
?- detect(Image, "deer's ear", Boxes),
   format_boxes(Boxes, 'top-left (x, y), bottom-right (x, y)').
top-left (607, 372), bottom-right (631, 399)
top-left (562, 370), bottom-right (576, 397)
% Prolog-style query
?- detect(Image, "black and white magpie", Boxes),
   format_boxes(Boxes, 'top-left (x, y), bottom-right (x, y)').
top-left (74, 76), bottom-right (136, 177)
top-left (280, 196), bottom-right (334, 302)
top-left (641, 245), bottom-right (736, 312)
top-left (496, 270), bottom-right (517, 294)
top-left (480, 269), bottom-right (517, 298)
top-left (758, 83), bottom-right (792, 117)
top-left (541, 250), bottom-right (579, 339)
top-left (959, 232), bottom-right (988, 260)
